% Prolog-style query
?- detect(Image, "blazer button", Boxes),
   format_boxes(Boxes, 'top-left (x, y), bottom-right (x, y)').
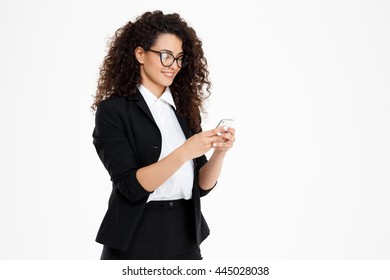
top-left (152, 145), bottom-right (158, 149)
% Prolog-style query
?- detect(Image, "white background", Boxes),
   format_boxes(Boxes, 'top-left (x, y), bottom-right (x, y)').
top-left (0, 0), bottom-right (389, 260)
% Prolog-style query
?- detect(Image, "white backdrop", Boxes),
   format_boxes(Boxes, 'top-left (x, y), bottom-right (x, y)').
top-left (0, 0), bottom-right (389, 259)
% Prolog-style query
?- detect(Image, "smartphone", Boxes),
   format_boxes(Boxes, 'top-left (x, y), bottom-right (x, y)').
top-left (216, 119), bottom-right (234, 129)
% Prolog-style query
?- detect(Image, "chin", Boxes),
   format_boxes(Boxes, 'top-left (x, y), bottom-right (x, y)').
top-left (161, 80), bottom-right (174, 87)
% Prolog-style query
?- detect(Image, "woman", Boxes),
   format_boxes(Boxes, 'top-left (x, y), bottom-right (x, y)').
top-left (92, 10), bottom-right (235, 260)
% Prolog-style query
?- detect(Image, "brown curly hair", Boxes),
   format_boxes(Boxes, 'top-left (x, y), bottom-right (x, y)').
top-left (92, 10), bottom-right (211, 133)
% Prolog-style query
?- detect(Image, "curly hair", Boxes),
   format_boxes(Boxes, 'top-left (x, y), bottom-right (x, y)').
top-left (92, 10), bottom-right (211, 133)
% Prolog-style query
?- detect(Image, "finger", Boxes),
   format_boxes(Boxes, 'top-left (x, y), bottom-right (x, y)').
top-left (215, 139), bottom-right (234, 146)
top-left (208, 135), bottom-right (224, 143)
top-left (212, 140), bottom-right (227, 147)
top-left (226, 127), bottom-right (235, 135)
top-left (221, 132), bottom-right (232, 140)
top-left (204, 127), bottom-right (226, 137)
top-left (224, 133), bottom-right (235, 142)
top-left (220, 131), bottom-right (236, 142)
top-left (213, 141), bottom-right (233, 149)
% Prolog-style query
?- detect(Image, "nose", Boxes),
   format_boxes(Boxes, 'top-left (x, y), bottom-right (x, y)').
top-left (169, 59), bottom-right (180, 70)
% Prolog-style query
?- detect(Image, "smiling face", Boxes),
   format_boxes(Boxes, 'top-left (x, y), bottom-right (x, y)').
top-left (135, 33), bottom-right (184, 98)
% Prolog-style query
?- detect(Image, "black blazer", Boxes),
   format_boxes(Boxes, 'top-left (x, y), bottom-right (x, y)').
top-left (92, 90), bottom-right (213, 251)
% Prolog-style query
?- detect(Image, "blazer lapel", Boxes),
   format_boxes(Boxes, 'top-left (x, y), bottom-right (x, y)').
top-left (127, 89), bottom-right (192, 139)
top-left (127, 89), bottom-right (156, 125)
top-left (173, 109), bottom-right (192, 139)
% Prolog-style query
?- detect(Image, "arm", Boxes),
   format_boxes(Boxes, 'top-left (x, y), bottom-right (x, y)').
top-left (94, 100), bottom-right (233, 196)
top-left (136, 128), bottom-right (224, 192)
top-left (198, 127), bottom-right (236, 190)
top-left (135, 149), bottom-right (187, 192)
top-left (93, 99), bottom-right (151, 201)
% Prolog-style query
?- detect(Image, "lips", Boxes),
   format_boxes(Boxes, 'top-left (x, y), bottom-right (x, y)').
top-left (162, 71), bottom-right (175, 78)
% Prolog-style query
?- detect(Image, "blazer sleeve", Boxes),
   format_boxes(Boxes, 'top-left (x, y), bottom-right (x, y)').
top-left (92, 99), bottom-right (152, 202)
top-left (196, 154), bottom-right (216, 197)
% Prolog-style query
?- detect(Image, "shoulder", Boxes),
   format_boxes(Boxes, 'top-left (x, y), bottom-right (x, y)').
top-left (96, 96), bottom-right (127, 115)
top-left (98, 96), bottom-right (126, 110)
top-left (94, 96), bottom-right (129, 126)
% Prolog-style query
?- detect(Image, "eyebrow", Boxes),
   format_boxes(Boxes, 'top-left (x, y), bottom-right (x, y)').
top-left (160, 49), bottom-right (184, 56)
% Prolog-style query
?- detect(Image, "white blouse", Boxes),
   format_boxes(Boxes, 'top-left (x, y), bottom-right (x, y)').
top-left (138, 85), bottom-right (194, 202)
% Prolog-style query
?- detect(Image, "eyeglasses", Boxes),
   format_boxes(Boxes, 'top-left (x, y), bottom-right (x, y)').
top-left (146, 49), bottom-right (188, 68)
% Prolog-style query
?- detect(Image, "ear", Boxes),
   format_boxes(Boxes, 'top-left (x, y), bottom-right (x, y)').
top-left (134, 47), bottom-right (145, 64)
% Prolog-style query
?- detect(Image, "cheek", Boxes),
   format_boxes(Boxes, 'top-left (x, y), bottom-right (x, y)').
top-left (143, 62), bottom-right (162, 78)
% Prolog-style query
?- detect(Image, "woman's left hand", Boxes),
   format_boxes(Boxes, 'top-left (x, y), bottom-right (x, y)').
top-left (198, 126), bottom-right (236, 190)
top-left (213, 127), bottom-right (236, 153)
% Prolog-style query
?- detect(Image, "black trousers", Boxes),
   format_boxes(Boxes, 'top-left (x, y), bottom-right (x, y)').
top-left (100, 199), bottom-right (202, 260)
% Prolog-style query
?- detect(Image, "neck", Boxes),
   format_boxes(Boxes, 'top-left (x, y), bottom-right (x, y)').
top-left (144, 84), bottom-right (165, 98)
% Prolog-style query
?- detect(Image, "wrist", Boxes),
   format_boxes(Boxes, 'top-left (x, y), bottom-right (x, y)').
top-left (173, 145), bottom-right (190, 163)
top-left (213, 149), bottom-right (227, 157)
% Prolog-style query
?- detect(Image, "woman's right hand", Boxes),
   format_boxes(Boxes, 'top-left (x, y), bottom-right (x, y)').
top-left (176, 127), bottom-right (225, 161)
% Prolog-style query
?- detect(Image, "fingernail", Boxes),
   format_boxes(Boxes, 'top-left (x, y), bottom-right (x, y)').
top-left (213, 143), bottom-right (217, 147)
top-left (223, 126), bottom-right (228, 131)
top-left (217, 132), bottom-right (222, 136)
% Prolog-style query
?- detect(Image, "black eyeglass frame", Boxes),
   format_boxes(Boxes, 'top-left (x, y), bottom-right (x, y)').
top-left (146, 49), bottom-right (188, 68)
